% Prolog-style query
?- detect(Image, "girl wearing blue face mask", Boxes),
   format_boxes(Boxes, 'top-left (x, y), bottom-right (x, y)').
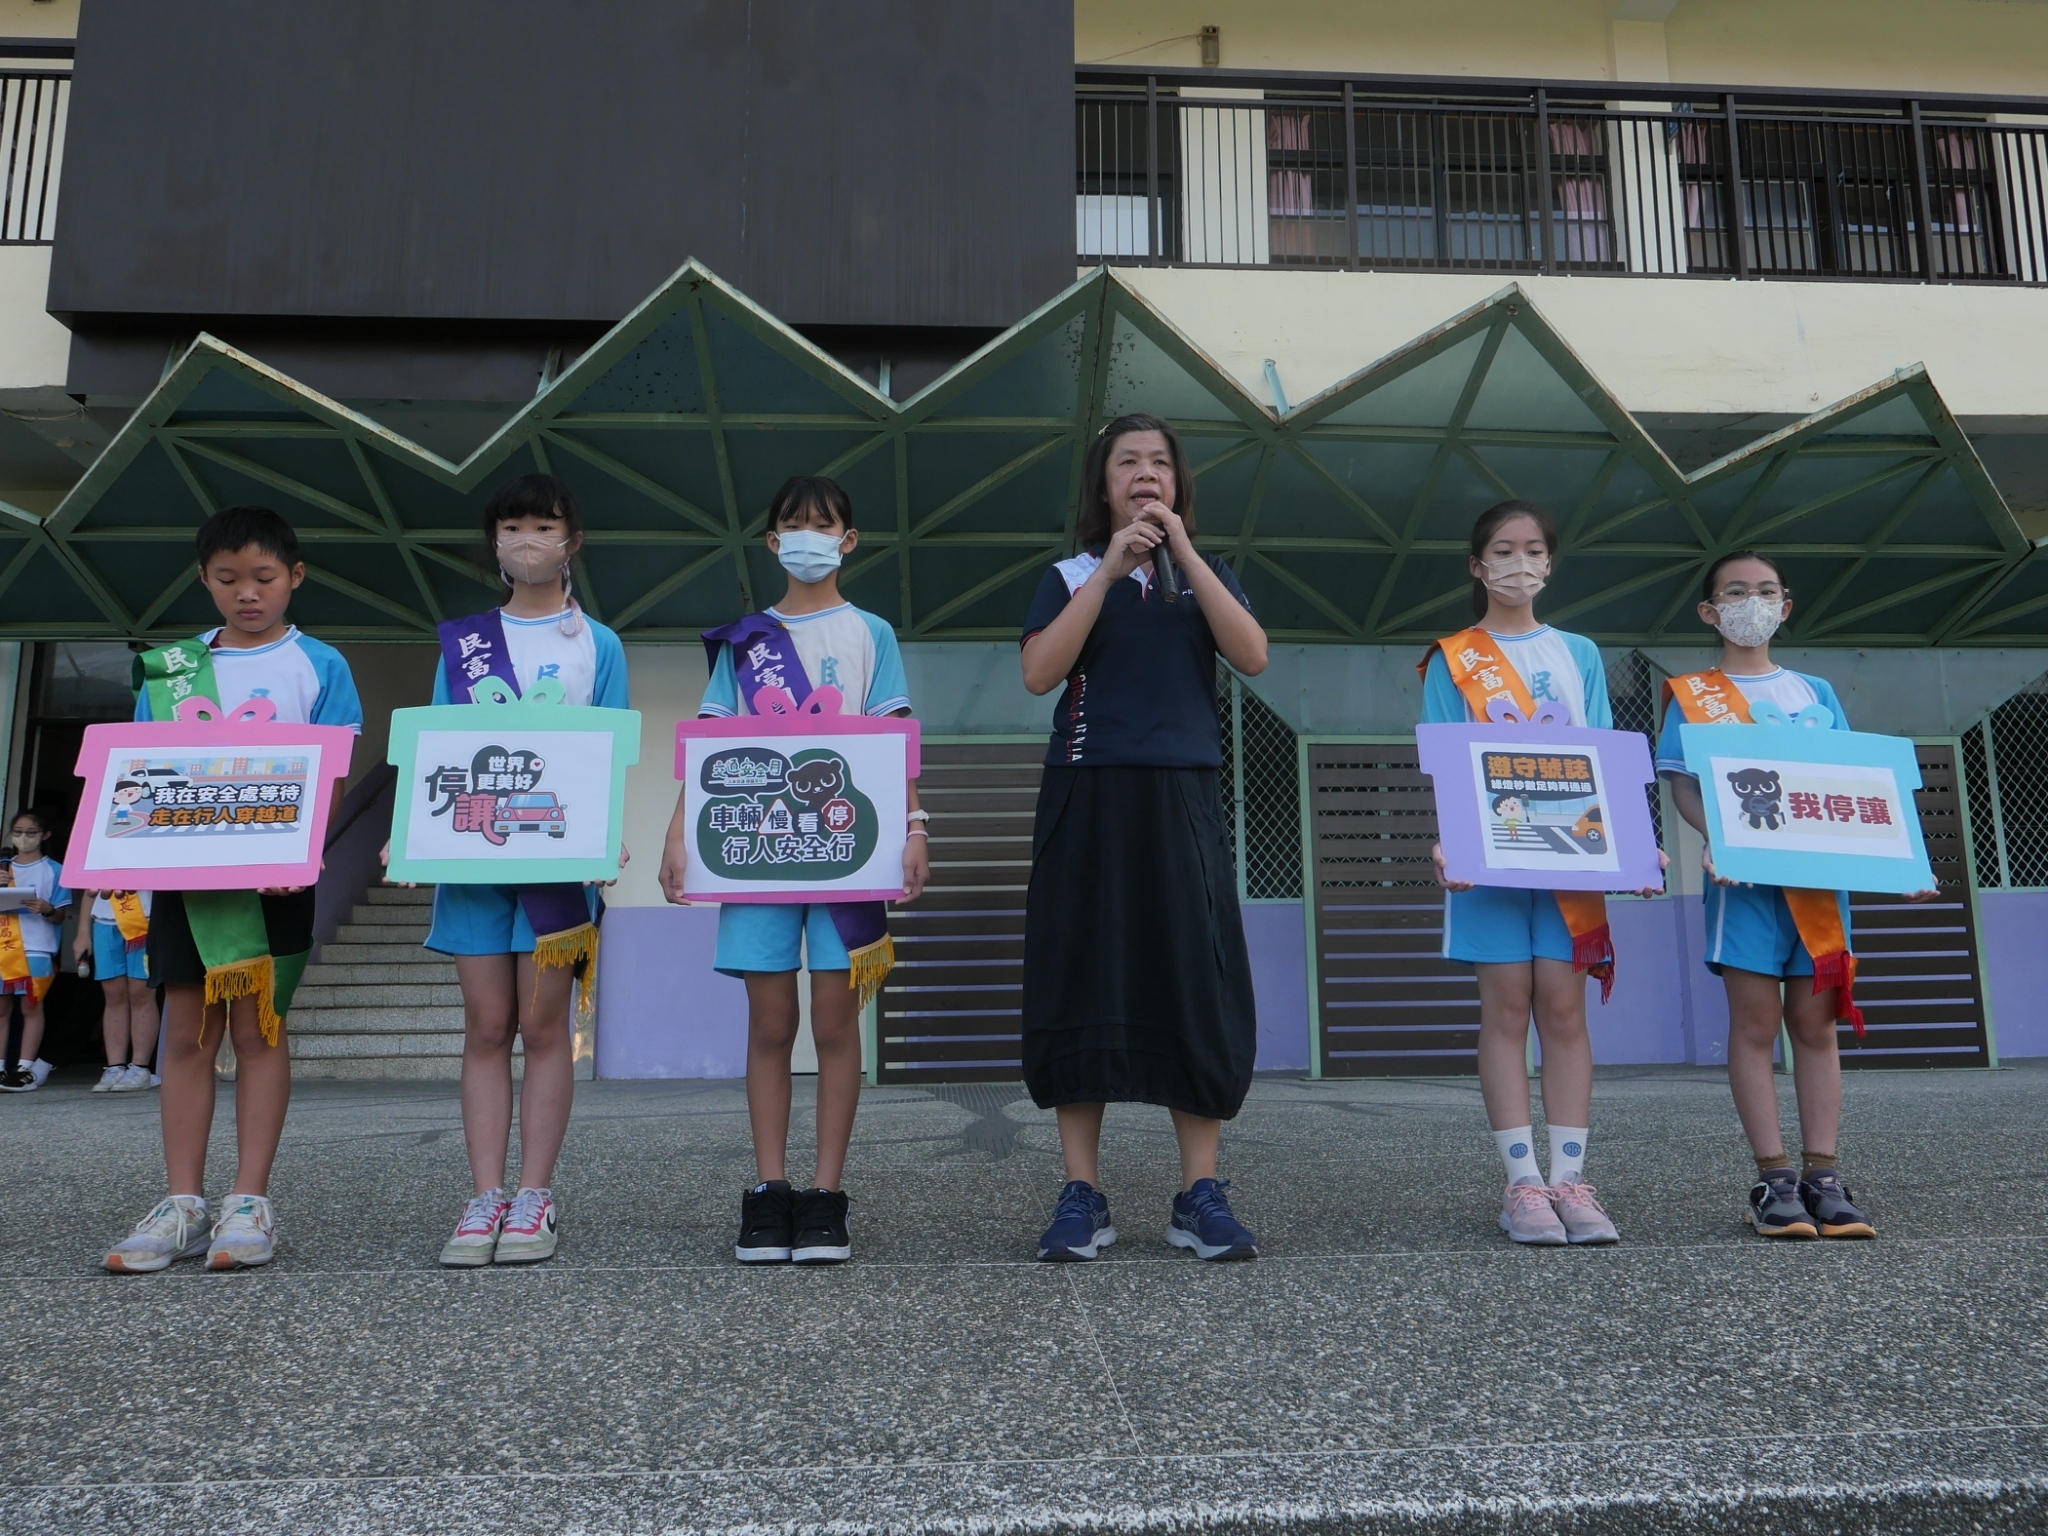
top-left (660, 475), bottom-right (928, 1267)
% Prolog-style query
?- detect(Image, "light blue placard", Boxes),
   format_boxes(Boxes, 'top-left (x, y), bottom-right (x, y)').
top-left (386, 701), bottom-right (642, 885)
top-left (1678, 721), bottom-right (1934, 893)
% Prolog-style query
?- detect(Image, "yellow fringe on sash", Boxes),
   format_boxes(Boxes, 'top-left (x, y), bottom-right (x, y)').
top-left (205, 956), bottom-right (282, 1048)
top-left (532, 923), bottom-right (600, 1021)
top-left (845, 935), bottom-right (896, 1011)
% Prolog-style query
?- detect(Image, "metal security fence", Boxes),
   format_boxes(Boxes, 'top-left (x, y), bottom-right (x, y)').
top-left (1219, 671), bottom-right (1302, 900)
top-left (0, 68), bottom-right (68, 244)
top-left (1605, 649), bottom-right (1666, 851)
top-left (1961, 670), bottom-right (2048, 888)
top-left (1076, 69), bottom-right (2048, 283)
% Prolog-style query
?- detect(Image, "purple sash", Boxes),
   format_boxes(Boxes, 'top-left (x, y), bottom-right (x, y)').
top-left (441, 609), bottom-right (592, 949)
top-left (701, 611), bottom-right (888, 960)
top-left (438, 609), bottom-right (521, 704)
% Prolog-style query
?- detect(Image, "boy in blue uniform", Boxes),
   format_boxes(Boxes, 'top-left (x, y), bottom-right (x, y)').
top-left (1657, 551), bottom-right (1932, 1240)
top-left (660, 475), bottom-right (927, 1266)
top-left (104, 506), bottom-right (362, 1273)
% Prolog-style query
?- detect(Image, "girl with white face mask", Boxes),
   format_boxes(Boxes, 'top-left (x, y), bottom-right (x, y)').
top-left (1655, 551), bottom-right (1931, 1244)
top-left (1422, 500), bottom-right (1660, 1249)
top-left (0, 808), bottom-right (73, 1092)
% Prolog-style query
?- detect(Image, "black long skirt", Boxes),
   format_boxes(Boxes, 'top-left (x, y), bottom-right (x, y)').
top-left (1022, 765), bottom-right (1258, 1120)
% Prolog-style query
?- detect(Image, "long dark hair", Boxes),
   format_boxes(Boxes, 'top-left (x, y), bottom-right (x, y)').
top-left (1076, 412), bottom-right (1197, 548)
top-left (480, 473), bottom-right (584, 588)
top-left (1467, 498), bottom-right (1559, 620)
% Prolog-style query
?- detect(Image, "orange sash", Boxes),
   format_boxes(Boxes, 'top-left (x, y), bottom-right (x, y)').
top-left (1661, 669), bottom-right (1862, 1033)
top-left (1423, 629), bottom-right (1614, 999)
top-left (110, 891), bottom-right (149, 950)
top-left (0, 911), bottom-right (51, 1003)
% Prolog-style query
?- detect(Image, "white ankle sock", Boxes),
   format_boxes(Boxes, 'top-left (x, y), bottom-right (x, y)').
top-left (1493, 1126), bottom-right (1543, 1185)
top-left (1549, 1125), bottom-right (1589, 1185)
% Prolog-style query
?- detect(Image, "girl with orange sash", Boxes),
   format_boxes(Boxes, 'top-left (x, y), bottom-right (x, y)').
top-left (0, 808), bottom-right (73, 1092)
top-left (1422, 501), bottom-right (1638, 1247)
top-left (1654, 550), bottom-right (1931, 1241)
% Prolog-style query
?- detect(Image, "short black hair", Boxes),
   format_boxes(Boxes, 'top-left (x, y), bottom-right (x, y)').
top-left (114, 779), bottom-right (143, 793)
top-left (1701, 549), bottom-right (1789, 603)
top-left (10, 807), bottom-right (51, 836)
top-left (196, 505), bottom-right (300, 567)
top-left (1078, 413), bottom-right (1197, 548)
top-left (482, 473), bottom-right (584, 541)
top-left (767, 475), bottom-right (855, 532)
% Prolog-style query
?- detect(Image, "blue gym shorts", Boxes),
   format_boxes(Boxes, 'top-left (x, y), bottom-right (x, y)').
top-left (425, 883), bottom-right (600, 956)
top-left (1702, 883), bottom-right (1852, 979)
top-left (713, 903), bottom-right (851, 977)
top-left (91, 920), bottom-right (152, 981)
top-left (1442, 886), bottom-right (1577, 965)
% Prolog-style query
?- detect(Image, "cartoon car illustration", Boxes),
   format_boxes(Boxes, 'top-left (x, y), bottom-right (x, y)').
top-left (1569, 807), bottom-right (1605, 849)
top-left (492, 792), bottom-right (567, 841)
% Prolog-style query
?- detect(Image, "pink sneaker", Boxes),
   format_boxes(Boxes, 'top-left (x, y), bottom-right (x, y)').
top-left (1499, 1180), bottom-right (1568, 1245)
top-left (1549, 1178), bottom-right (1620, 1245)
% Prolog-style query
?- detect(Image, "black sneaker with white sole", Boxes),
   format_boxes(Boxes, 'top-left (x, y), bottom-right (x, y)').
top-left (0, 1066), bottom-right (36, 1092)
top-left (791, 1188), bottom-right (851, 1265)
top-left (736, 1180), bottom-right (796, 1264)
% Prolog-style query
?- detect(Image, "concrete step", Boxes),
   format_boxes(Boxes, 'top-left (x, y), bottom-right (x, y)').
top-left (333, 920), bottom-right (432, 943)
top-left (335, 907), bottom-right (432, 929)
top-left (300, 962), bottom-right (461, 989)
top-left (290, 1031), bottom-right (475, 1059)
top-left (287, 1006), bottom-right (471, 1035)
top-left (291, 1055), bottom-right (510, 1081)
top-left (315, 942), bottom-right (451, 966)
top-left (362, 886), bottom-right (436, 906)
top-left (291, 981), bottom-right (466, 1009)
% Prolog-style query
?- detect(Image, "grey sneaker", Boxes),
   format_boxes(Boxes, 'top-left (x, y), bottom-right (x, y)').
top-left (1748, 1174), bottom-right (1818, 1238)
top-left (206, 1195), bottom-right (276, 1270)
top-left (1799, 1170), bottom-right (1875, 1239)
top-left (92, 1064), bottom-right (124, 1093)
top-left (1500, 1179), bottom-right (1568, 1245)
top-left (110, 1064), bottom-right (153, 1093)
top-left (105, 1197), bottom-right (212, 1273)
top-left (1548, 1177), bottom-right (1620, 1245)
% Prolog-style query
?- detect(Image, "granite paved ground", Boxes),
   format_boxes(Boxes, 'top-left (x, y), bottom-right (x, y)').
top-left (3, 1062), bottom-right (2044, 1535)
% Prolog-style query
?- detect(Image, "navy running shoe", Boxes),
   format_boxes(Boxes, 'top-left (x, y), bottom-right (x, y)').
top-left (1799, 1169), bottom-right (1876, 1239)
top-left (1037, 1180), bottom-right (1116, 1261)
top-left (1167, 1177), bottom-right (1259, 1261)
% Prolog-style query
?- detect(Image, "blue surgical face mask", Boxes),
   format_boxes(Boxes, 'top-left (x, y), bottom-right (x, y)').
top-left (775, 528), bottom-right (845, 584)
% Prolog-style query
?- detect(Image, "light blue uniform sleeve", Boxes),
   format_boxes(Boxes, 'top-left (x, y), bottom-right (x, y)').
top-left (862, 610), bottom-right (912, 716)
top-left (1419, 649), bottom-right (1468, 724)
top-left (47, 864), bottom-right (71, 910)
top-left (699, 644), bottom-right (739, 718)
top-left (304, 639), bottom-right (365, 731)
top-left (1654, 697), bottom-right (1692, 776)
top-left (1805, 674), bottom-right (1851, 731)
top-left (430, 654), bottom-right (453, 707)
top-left (590, 622), bottom-right (631, 710)
top-left (134, 689), bottom-right (152, 722)
top-left (1568, 634), bottom-right (1613, 730)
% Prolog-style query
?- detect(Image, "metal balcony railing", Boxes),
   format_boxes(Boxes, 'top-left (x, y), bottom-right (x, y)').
top-left (1077, 68), bottom-right (2048, 284)
top-left (0, 59), bottom-right (69, 245)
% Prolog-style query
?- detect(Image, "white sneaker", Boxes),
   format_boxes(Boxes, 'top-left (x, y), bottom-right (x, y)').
top-left (110, 1064), bottom-right (152, 1093)
top-left (105, 1197), bottom-right (212, 1273)
top-left (206, 1195), bottom-right (276, 1270)
top-left (439, 1189), bottom-right (510, 1268)
top-left (92, 1065), bottom-right (124, 1093)
top-left (493, 1188), bottom-right (558, 1264)
top-left (149, 1072), bottom-right (161, 1087)
top-left (27, 1058), bottom-right (52, 1086)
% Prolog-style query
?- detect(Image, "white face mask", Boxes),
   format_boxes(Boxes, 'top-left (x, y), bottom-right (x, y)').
top-left (1714, 594), bottom-right (1785, 648)
top-left (1480, 552), bottom-right (1549, 605)
top-left (497, 532), bottom-right (570, 587)
top-left (9, 832), bottom-right (40, 856)
top-left (775, 528), bottom-right (846, 584)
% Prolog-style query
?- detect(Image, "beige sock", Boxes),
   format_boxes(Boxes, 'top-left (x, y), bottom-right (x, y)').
top-left (1802, 1151), bottom-right (1838, 1175)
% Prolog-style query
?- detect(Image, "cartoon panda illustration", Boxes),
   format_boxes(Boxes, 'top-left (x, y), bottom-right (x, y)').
top-left (785, 755), bottom-right (849, 814)
top-left (1726, 767), bottom-right (1783, 830)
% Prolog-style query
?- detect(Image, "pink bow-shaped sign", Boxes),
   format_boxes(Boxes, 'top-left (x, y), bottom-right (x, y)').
top-left (1484, 696), bottom-right (1569, 727)
top-left (174, 695), bottom-right (279, 724)
top-left (752, 684), bottom-right (846, 718)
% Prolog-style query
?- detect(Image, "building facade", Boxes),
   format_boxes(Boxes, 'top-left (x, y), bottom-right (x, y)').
top-left (5, 0), bottom-right (2048, 1078)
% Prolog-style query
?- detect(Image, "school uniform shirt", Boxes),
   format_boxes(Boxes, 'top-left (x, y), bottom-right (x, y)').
top-left (8, 858), bottom-right (72, 954)
top-left (91, 892), bottom-right (153, 923)
top-left (1420, 625), bottom-right (1612, 728)
top-left (1654, 667), bottom-right (1851, 775)
top-left (1021, 550), bottom-right (1256, 768)
top-left (699, 603), bottom-right (910, 717)
top-left (432, 609), bottom-right (629, 710)
top-left (133, 627), bottom-right (364, 732)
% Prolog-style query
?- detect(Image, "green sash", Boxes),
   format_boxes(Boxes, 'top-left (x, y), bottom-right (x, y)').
top-left (137, 639), bottom-right (306, 1044)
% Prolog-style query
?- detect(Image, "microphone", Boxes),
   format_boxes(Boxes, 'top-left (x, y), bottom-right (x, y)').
top-left (1151, 542), bottom-right (1179, 604)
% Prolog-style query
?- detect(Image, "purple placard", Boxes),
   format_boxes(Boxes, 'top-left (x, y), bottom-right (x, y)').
top-left (1416, 722), bottom-right (1662, 893)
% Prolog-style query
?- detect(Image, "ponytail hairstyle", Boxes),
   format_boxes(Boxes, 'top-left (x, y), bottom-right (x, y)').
top-left (1077, 412), bottom-right (1198, 549)
top-left (1467, 498), bottom-right (1559, 620)
top-left (480, 472), bottom-right (585, 588)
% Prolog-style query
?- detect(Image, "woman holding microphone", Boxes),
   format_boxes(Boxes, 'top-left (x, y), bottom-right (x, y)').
top-left (1019, 412), bottom-right (1268, 1262)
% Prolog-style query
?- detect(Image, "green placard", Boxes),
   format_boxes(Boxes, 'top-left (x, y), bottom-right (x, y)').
top-left (385, 701), bottom-right (642, 885)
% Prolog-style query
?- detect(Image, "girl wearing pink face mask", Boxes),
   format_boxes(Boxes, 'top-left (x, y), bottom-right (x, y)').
top-left (385, 474), bottom-right (630, 1269)
top-left (1420, 499), bottom-right (1645, 1250)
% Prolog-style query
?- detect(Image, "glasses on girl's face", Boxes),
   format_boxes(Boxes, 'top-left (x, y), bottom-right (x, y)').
top-left (1714, 584), bottom-right (1786, 601)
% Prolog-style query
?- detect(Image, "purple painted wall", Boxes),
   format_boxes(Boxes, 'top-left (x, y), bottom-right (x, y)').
top-left (1244, 902), bottom-right (1310, 1071)
top-left (1977, 890), bottom-right (2048, 1060)
top-left (594, 906), bottom-right (750, 1079)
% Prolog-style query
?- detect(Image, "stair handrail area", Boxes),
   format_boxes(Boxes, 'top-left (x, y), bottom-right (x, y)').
top-left (1075, 66), bottom-right (2048, 284)
top-left (0, 41), bottom-right (71, 246)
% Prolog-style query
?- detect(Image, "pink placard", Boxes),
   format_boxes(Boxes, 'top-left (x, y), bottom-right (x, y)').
top-left (70, 720), bottom-right (356, 890)
top-left (674, 714), bottom-right (920, 904)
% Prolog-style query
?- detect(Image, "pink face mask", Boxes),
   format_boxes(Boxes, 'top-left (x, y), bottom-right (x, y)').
top-left (496, 533), bottom-right (569, 586)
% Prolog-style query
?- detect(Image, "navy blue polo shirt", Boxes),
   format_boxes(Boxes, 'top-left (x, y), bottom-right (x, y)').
top-left (1021, 549), bottom-right (1255, 768)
